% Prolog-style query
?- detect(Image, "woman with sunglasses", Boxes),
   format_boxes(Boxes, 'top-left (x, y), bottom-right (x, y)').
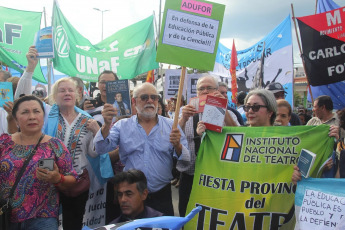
top-left (243, 89), bottom-right (277, 127)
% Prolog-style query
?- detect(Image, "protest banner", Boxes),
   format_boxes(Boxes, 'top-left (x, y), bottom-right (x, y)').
top-left (185, 125), bottom-right (334, 230)
top-left (52, 2), bottom-right (158, 81)
top-left (186, 73), bottom-right (202, 103)
top-left (0, 6), bottom-right (45, 83)
top-left (297, 6), bottom-right (345, 86)
top-left (164, 69), bottom-right (187, 100)
top-left (308, 0), bottom-right (345, 110)
top-left (211, 16), bottom-right (293, 106)
top-left (156, 0), bottom-right (225, 71)
top-left (295, 178), bottom-right (345, 229)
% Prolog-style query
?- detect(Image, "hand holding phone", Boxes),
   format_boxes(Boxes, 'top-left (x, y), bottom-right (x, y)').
top-left (38, 158), bottom-right (54, 171)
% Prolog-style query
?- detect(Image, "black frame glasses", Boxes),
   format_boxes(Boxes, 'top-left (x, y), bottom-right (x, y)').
top-left (138, 94), bottom-right (160, 101)
top-left (243, 105), bottom-right (268, 112)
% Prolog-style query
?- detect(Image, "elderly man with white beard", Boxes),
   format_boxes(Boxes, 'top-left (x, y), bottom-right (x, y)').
top-left (94, 82), bottom-right (190, 216)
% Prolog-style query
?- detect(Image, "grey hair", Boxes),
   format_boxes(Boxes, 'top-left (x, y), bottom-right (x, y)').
top-left (70, 77), bottom-right (84, 90)
top-left (244, 89), bottom-right (277, 125)
top-left (0, 70), bottom-right (11, 81)
top-left (133, 82), bottom-right (158, 98)
top-left (196, 75), bottom-right (219, 89)
top-left (218, 81), bottom-right (228, 90)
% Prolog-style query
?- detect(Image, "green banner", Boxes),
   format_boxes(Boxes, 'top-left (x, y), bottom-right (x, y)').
top-left (52, 2), bottom-right (159, 82)
top-left (156, 0), bottom-right (225, 70)
top-left (0, 6), bottom-right (45, 83)
top-left (186, 125), bottom-right (334, 230)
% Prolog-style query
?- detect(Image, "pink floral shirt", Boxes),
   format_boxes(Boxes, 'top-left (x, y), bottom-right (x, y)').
top-left (0, 134), bottom-right (78, 223)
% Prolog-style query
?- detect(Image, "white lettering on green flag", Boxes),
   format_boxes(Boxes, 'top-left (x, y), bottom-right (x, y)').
top-left (0, 6), bottom-right (45, 83)
top-left (186, 125), bottom-right (334, 230)
top-left (52, 2), bottom-right (158, 82)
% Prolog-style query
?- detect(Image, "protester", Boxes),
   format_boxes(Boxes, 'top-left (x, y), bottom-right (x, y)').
top-left (169, 93), bottom-right (185, 120)
top-left (157, 96), bottom-right (167, 117)
top-left (71, 76), bottom-right (87, 108)
top-left (275, 99), bottom-right (292, 126)
top-left (0, 95), bottom-right (77, 229)
top-left (83, 70), bottom-right (118, 111)
top-left (265, 82), bottom-right (301, 125)
top-left (177, 75), bottom-right (239, 217)
top-left (94, 82), bottom-right (190, 216)
top-left (243, 89), bottom-right (277, 127)
top-left (0, 69), bottom-right (11, 82)
top-left (218, 82), bottom-right (244, 125)
top-left (48, 77), bottom-right (100, 230)
top-left (236, 91), bottom-right (247, 125)
top-left (307, 95), bottom-right (340, 126)
top-left (298, 112), bottom-right (309, 125)
top-left (109, 170), bottom-right (163, 224)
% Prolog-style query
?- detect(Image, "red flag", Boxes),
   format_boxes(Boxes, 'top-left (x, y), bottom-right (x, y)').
top-left (146, 69), bottom-right (154, 83)
top-left (230, 40), bottom-right (238, 103)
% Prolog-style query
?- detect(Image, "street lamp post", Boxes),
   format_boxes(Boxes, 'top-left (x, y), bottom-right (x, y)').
top-left (93, 8), bottom-right (109, 41)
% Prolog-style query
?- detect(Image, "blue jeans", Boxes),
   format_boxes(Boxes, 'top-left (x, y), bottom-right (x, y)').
top-left (10, 217), bottom-right (58, 230)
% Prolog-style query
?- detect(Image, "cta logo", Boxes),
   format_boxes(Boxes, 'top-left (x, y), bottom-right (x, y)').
top-left (55, 25), bottom-right (70, 58)
top-left (221, 134), bottom-right (243, 162)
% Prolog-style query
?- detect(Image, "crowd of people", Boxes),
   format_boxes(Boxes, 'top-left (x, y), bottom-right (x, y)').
top-left (0, 46), bottom-right (344, 230)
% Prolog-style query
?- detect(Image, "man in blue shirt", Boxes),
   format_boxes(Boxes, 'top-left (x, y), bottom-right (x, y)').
top-left (94, 82), bottom-right (190, 216)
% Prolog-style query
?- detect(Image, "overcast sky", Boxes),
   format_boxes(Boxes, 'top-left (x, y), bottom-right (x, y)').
top-left (0, 0), bottom-right (344, 66)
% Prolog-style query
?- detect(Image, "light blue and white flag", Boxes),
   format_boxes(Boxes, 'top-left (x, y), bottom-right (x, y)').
top-left (211, 16), bottom-right (293, 106)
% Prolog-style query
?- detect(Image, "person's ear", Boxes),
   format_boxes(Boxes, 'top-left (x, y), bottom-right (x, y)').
top-left (132, 97), bottom-right (136, 105)
top-left (141, 189), bottom-right (148, 201)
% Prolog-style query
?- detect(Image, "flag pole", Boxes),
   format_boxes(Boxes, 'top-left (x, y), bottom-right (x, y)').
top-left (315, 0), bottom-right (318, 14)
top-left (291, 4), bottom-right (314, 103)
top-left (172, 66), bottom-right (186, 129)
top-left (43, 7), bottom-right (52, 97)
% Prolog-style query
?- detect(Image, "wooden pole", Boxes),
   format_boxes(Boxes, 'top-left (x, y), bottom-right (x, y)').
top-left (291, 3), bottom-right (314, 103)
top-left (172, 66), bottom-right (186, 129)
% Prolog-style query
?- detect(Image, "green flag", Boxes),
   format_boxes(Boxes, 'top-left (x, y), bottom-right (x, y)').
top-left (52, 2), bottom-right (159, 82)
top-left (186, 125), bottom-right (334, 230)
top-left (0, 6), bottom-right (45, 83)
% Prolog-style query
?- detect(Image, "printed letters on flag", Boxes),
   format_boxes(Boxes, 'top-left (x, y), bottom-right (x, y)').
top-left (52, 2), bottom-right (159, 82)
top-left (211, 16), bottom-right (293, 106)
top-left (0, 7), bottom-right (45, 83)
top-left (297, 6), bottom-right (345, 86)
top-left (185, 125), bottom-right (334, 230)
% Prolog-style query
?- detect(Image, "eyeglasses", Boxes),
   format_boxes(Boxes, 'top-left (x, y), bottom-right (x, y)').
top-left (274, 91), bottom-right (286, 99)
top-left (243, 105), bottom-right (268, 112)
top-left (197, 86), bottom-right (217, 92)
top-left (137, 94), bottom-right (159, 101)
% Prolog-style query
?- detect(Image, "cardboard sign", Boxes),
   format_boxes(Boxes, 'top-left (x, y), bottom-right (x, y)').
top-left (156, 0), bottom-right (225, 70)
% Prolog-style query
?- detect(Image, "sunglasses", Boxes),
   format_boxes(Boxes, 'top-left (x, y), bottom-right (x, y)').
top-left (243, 105), bottom-right (267, 112)
top-left (138, 94), bottom-right (159, 101)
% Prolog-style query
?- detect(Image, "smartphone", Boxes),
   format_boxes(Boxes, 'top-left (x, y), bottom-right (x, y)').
top-left (89, 99), bottom-right (97, 107)
top-left (38, 158), bottom-right (54, 171)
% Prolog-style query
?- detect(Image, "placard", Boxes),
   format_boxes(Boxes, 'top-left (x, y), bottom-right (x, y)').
top-left (157, 0), bottom-right (225, 70)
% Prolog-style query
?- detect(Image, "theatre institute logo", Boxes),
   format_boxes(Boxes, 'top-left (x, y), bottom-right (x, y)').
top-left (221, 134), bottom-right (243, 162)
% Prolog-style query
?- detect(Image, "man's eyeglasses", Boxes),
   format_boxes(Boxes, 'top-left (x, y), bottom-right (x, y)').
top-left (243, 105), bottom-right (268, 112)
top-left (137, 94), bottom-right (160, 101)
top-left (197, 86), bottom-right (217, 92)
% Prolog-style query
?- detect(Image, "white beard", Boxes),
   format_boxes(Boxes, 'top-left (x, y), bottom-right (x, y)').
top-left (136, 104), bottom-right (158, 119)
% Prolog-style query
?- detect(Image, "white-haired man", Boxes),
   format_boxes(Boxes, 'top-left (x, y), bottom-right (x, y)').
top-left (94, 82), bottom-right (190, 216)
top-left (177, 75), bottom-right (240, 216)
